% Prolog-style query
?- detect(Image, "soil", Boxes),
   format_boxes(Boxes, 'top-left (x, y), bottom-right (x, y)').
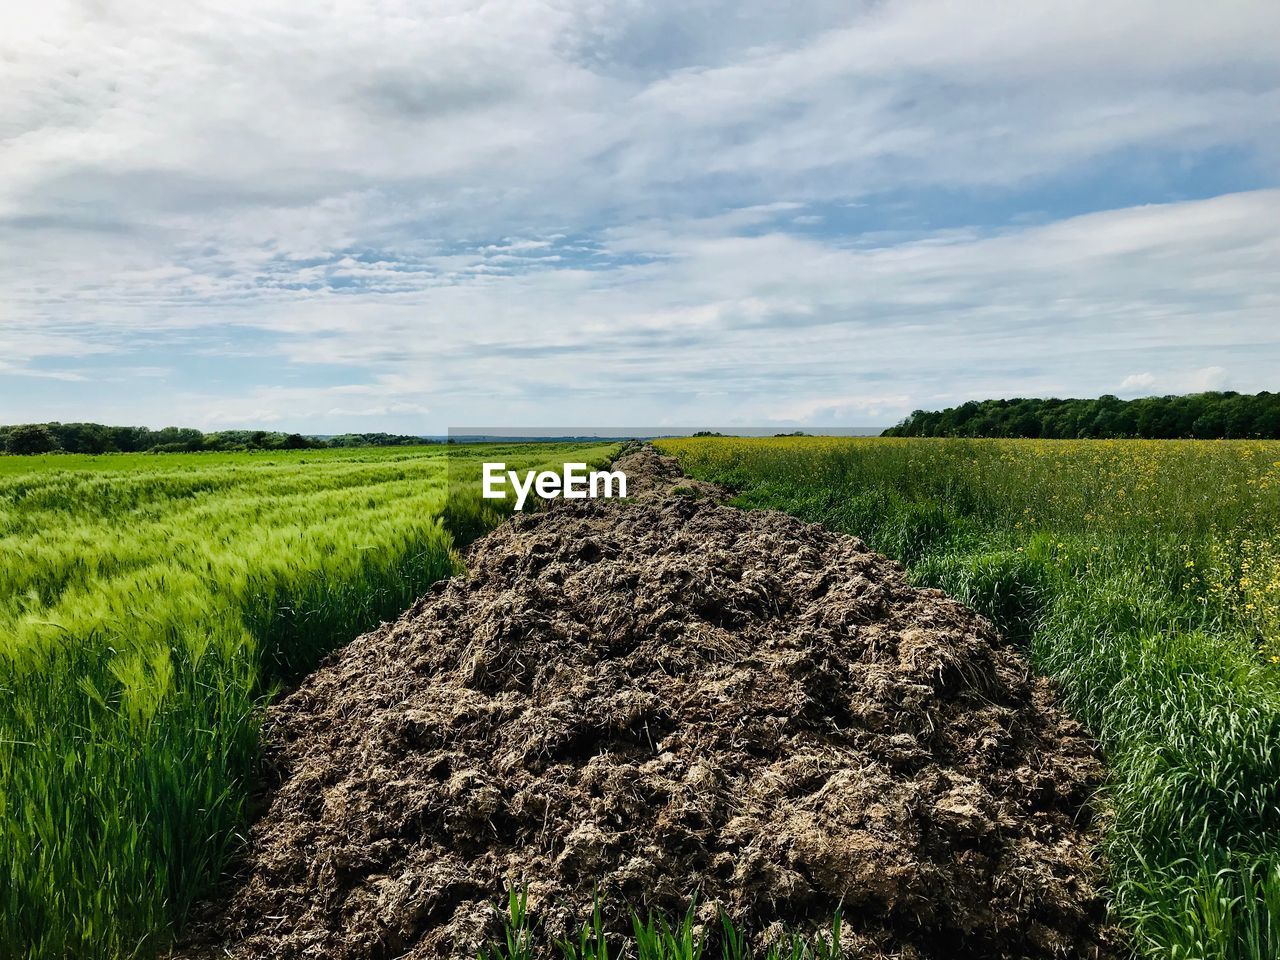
top-left (181, 446), bottom-right (1111, 959)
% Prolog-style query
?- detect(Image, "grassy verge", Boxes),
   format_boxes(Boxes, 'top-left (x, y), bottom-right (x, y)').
top-left (657, 436), bottom-right (1280, 960)
top-left (0, 443), bottom-right (615, 960)
top-left (480, 889), bottom-right (845, 960)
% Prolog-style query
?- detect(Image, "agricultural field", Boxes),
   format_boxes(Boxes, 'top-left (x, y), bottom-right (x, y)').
top-left (7, 435), bottom-right (1280, 960)
top-left (657, 436), bottom-right (1280, 960)
top-left (0, 442), bottom-right (616, 960)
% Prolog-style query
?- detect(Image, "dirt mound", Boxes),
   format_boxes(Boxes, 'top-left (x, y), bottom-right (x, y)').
top-left (186, 447), bottom-right (1109, 959)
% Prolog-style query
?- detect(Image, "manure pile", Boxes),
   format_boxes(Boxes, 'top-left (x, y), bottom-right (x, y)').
top-left (186, 447), bottom-right (1110, 959)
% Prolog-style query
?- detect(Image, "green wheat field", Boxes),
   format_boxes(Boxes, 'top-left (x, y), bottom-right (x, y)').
top-left (4, 437), bottom-right (1280, 959)
top-left (0, 442), bottom-right (615, 960)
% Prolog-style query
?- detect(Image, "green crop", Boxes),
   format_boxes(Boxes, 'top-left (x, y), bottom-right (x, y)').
top-left (478, 888), bottom-right (845, 960)
top-left (0, 442), bottom-right (615, 960)
top-left (659, 435), bottom-right (1280, 960)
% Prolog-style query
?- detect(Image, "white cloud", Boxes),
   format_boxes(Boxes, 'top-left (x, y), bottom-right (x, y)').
top-left (0, 1), bottom-right (1277, 428)
top-left (1186, 365), bottom-right (1230, 392)
top-left (4, 0), bottom-right (1277, 225)
top-left (1119, 365), bottom-right (1236, 398)
top-left (1120, 373), bottom-right (1157, 392)
top-left (769, 394), bottom-right (916, 424)
top-left (42, 188), bottom-right (1266, 429)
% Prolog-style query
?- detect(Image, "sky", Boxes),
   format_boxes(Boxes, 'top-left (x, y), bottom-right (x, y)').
top-left (1, 0), bottom-right (1278, 433)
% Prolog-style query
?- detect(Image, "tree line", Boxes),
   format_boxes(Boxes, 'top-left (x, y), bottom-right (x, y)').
top-left (883, 391), bottom-right (1280, 439)
top-left (0, 422), bottom-right (435, 455)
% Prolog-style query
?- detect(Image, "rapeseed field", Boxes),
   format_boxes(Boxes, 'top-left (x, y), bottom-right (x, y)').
top-left (659, 436), bottom-right (1280, 960)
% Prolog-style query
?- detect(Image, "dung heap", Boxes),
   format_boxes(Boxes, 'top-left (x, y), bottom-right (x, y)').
top-left (186, 447), bottom-right (1110, 959)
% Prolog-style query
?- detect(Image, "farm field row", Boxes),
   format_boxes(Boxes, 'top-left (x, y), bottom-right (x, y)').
top-left (0, 442), bottom-right (617, 960)
top-left (657, 436), bottom-right (1280, 960)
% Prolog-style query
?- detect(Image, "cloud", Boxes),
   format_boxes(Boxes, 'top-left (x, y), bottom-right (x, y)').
top-left (1187, 366), bottom-right (1230, 391)
top-left (769, 394), bottom-right (916, 425)
top-left (1120, 373), bottom-right (1157, 392)
top-left (1119, 365), bottom-right (1235, 397)
top-left (0, 1), bottom-right (1277, 428)
top-left (6, 1), bottom-right (1278, 223)
top-left (29, 187), bottom-right (1264, 429)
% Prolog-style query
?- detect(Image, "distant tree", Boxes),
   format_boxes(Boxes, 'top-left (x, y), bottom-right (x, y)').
top-left (881, 391), bottom-right (1280, 440)
top-left (1192, 408), bottom-right (1227, 439)
top-left (1, 421), bottom-right (426, 453)
top-left (1011, 412), bottom-right (1041, 438)
top-left (1251, 393), bottom-right (1280, 437)
top-left (325, 432), bottom-right (432, 447)
top-left (1227, 404), bottom-right (1256, 438)
top-left (6, 424), bottom-right (60, 454)
top-left (69, 423), bottom-right (116, 453)
top-left (111, 425), bottom-right (156, 452)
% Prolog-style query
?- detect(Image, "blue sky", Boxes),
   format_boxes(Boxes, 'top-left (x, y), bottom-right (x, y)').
top-left (1, 0), bottom-right (1278, 432)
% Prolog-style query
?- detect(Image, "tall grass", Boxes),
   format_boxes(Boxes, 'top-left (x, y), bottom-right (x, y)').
top-left (658, 436), bottom-right (1280, 960)
top-left (0, 443), bottom-right (615, 960)
top-left (479, 888), bottom-right (846, 960)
